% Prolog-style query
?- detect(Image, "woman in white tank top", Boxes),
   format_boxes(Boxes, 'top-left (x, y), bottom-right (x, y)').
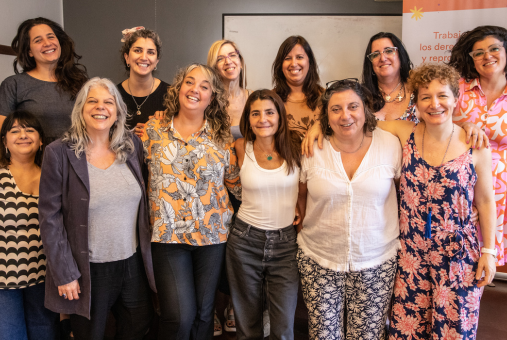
top-left (226, 89), bottom-right (302, 340)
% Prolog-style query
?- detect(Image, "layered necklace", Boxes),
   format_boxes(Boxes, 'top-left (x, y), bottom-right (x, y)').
top-left (421, 123), bottom-right (455, 239)
top-left (128, 78), bottom-right (155, 115)
top-left (330, 133), bottom-right (365, 154)
top-left (379, 81), bottom-right (405, 103)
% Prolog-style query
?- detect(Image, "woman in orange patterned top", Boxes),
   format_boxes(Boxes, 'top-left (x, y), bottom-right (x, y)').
top-left (142, 63), bottom-right (241, 339)
top-left (449, 25), bottom-right (507, 265)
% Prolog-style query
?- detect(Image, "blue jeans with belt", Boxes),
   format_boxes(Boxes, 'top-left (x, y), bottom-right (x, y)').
top-left (226, 218), bottom-right (299, 340)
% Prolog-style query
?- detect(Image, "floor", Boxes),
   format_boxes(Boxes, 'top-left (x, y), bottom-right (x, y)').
top-left (105, 279), bottom-right (507, 339)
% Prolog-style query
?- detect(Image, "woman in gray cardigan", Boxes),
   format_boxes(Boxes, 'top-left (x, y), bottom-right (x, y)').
top-left (38, 77), bottom-right (156, 340)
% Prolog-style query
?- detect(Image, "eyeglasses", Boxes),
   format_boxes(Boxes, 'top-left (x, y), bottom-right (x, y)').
top-left (326, 78), bottom-right (359, 90)
top-left (367, 47), bottom-right (398, 62)
top-left (217, 51), bottom-right (240, 65)
top-left (469, 44), bottom-right (504, 60)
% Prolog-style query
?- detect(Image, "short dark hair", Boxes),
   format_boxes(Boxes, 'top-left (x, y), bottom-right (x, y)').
top-left (448, 25), bottom-right (507, 80)
top-left (272, 36), bottom-right (323, 111)
top-left (361, 32), bottom-right (413, 112)
top-left (240, 89), bottom-right (301, 174)
top-left (120, 28), bottom-right (162, 72)
top-left (11, 17), bottom-right (88, 98)
top-left (319, 80), bottom-right (377, 136)
top-left (0, 110), bottom-right (45, 168)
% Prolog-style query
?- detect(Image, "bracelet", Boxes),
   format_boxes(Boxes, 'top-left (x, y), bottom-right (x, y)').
top-left (481, 247), bottom-right (497, 257)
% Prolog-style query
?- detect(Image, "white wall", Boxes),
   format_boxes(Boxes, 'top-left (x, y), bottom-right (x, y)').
top-left (0, 0), bottom-right (63, 82)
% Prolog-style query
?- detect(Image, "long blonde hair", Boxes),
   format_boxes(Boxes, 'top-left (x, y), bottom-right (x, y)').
top-left (207, 39), bottom-right (247, 89)
top-left (163, 64), bottom-right (231, 147)
top-left (62, 77), bottom-right (134, 162)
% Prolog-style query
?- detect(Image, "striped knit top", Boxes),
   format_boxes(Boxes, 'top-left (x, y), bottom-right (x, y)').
top-left (0, 168), bottom-right (46, 289)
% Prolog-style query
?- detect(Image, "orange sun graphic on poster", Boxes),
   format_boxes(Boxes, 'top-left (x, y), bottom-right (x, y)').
top-left (410, 6), bottom-right (424, 20)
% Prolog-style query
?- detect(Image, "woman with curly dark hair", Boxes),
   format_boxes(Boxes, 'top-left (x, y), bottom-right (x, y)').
top-left (449, 25), bottom-right (507, 267)
top-left (117, 27), bottom-right (169, 136)
top-left (297, 79), bottom-right (401, 339)
top-left (0, 17), bottom-right (88, 144)
top-left (272, 36), bottom-right (324, 136)
top-left (141, 63), bottom-right (241, 339)
top-left (361, 32), bottom-right (418, 122)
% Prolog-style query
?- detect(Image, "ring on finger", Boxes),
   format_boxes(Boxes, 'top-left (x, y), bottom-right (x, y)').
top-left (63, 293), bottom-right (67, 299)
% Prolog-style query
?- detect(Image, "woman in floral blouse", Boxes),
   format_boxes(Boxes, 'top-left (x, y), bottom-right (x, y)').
top-left (142, 63), bottom-right (241, 339)
top-left (449, 25), bottom-right (507, 266)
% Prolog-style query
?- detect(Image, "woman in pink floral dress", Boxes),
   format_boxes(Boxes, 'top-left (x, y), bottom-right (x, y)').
top-left (378, 63), bottom-right (496, 339)
top-left (449, 25), bottom-right (507, 266)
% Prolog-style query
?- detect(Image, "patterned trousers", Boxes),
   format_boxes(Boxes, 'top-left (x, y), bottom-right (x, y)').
top-left (297, 248), bottom-right (397, 340)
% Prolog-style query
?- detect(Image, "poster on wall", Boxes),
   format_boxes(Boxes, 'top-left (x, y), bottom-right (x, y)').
top-left (402, 0), bottom-right (507, 65)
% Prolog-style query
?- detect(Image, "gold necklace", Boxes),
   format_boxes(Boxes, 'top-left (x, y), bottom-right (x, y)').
top-left (128, 78), bottom-right (155, 115)
top-left (331, 133), bottom-right (365, 153)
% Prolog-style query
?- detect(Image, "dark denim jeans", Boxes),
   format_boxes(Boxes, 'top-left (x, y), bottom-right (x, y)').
top-left (152, 242), bottom-right (226, 340)
top-left (226, 218), bottom-right (299, 340)
top-left (0, 282), bottom-right (59, 340)
top-left (70, 249), bottom-right (153, 340)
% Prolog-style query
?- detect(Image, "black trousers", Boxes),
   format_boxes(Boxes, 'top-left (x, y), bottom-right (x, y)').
top-left (152, 242), bottom-right (226, 340)
top-left (70, 249), bottom-right (154, 340)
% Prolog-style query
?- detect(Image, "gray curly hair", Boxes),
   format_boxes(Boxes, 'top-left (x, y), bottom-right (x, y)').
top-left (62, 77), bottom-right (134, 162)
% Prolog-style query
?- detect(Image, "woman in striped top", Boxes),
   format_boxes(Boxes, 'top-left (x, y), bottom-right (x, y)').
top-left (0, 110), bottom-right (58, 340)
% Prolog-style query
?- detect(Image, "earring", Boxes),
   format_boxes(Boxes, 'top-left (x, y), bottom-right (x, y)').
top-left (40, 145), bottom-right (42, 151)
top-left (154, 66), bottom-right (157, 70)
top-left (127, 63), bottom-right (130, 68)
top-left (5, 147), bottom-right (9, 156)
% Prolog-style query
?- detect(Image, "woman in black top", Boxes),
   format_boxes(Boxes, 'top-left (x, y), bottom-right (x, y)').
top-left (117, 27), bottom-right (169, 137)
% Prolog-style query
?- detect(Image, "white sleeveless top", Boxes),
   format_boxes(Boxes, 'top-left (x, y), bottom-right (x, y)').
top-left (236, 142), bottom-right (300, 230)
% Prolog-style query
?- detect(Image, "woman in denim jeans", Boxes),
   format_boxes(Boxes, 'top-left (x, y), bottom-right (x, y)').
top-left (227, 89), bottom-right (301, 340)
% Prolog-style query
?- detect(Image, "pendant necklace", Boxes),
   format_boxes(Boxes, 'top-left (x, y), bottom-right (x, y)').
top-left (128, 78), bottom-right (155, 115)
top-left (254, 141), bottom-right (275, 161)
top-left (421, 123), bottom-right (454, 239)
top-left (379, 81), bottom-right (401, 102)
top-left (331, 133), bottom-right (365, 153)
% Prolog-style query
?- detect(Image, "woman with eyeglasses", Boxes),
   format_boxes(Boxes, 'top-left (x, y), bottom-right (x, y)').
top-left (297, 79), bottom-right (401, 339)
top-left (207, 39), bottom-right (251, 336)
top-left (272, 36), bottom-right (324, 137)
top-left (449, 25), bottom-right (507, 266)
top-left (362, 32), bottom-right (418, 123)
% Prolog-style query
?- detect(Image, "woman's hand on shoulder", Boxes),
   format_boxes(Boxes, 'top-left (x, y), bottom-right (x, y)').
top-left (460, 122), bottom-right (489, 149)
top-left (134, 122), bottom-right (145, 138)
top-left (302, 122), bottom-right (323, 157)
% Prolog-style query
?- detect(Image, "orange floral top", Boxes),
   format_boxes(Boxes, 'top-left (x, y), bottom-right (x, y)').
top-left (453, 77), bottom-right (507, 265)
top-left (141, 118), bottom-right (241, 246)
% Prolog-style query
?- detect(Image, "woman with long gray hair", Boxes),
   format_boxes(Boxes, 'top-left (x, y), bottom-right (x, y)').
top-left (38, 77), bottom-right (156, 340)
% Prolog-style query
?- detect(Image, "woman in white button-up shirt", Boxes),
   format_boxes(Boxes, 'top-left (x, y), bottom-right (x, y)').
top-left (297, 79), bottom-right (402, 340)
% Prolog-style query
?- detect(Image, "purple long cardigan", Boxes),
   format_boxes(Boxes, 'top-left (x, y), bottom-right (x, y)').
top-left (38, 135), bottom-right (156, 319)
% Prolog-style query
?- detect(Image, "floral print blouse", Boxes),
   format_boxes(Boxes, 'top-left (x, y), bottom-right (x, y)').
top-left (142, 118), bottom-right (241, 246)
top-left (453, 77), bottom-right (507, 265)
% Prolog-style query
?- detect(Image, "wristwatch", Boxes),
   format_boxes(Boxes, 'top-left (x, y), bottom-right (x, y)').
top-left (481, 247), bottom-right (497, 257)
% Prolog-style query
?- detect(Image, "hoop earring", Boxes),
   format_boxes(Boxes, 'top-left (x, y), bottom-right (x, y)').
top-left (127, 63), bottom-right (130, 68)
